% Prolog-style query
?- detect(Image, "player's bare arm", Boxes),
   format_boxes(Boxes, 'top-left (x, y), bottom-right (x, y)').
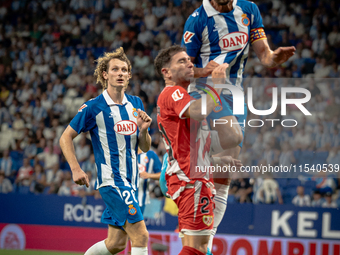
top-left (192, 59), bottom-right (220, 78)
top-left (252, 39), bottom-right (296, 68)
top-left (137, 109), bottom-right (152, 152)
top-left (139, 171), bottom-right (161, 180)
top-left (59, 126), bottom-right (90, 187)
top-left (185, 63), bottom-right (229, 121)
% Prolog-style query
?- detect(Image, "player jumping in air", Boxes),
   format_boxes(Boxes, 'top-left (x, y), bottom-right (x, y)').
top-left (59, 47), bottom-right (152, 255)
top-left (181, 0), bottom-right (296, 252)
top-left (155, 45), bottom-right (241, 255)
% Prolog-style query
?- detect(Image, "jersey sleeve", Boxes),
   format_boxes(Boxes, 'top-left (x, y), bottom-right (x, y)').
top-left (181, 13), bottom-right (204, 58)
top-left (250, 3), bottom-right (266, 44)
top-left (250, 3), bottom-right (264, 30)
top-left (167, 86), bottom-right (195, 119)
top-left (136, 96), bottom-right (145, 112)
top-left (70, 103), bottom-right (96, 133)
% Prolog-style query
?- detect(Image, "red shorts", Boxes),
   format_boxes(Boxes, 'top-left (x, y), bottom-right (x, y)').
top-left (174, 181), bottom-right (214, 235)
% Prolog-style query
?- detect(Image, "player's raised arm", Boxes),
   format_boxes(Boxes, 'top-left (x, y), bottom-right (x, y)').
top-left (192, 58), bottom-right (220, 78)
top-left (137, 109), bottom-right (152, 152)
top-left (184, 63), bottom-right (229, 121)
top-left (252, 39), bottom-right (296, 68)
top-left (59, 125), bottom-right (89, 187)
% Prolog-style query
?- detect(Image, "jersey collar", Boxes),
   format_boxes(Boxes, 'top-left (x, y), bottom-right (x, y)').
top-left (103, 89), bottom-right (128, 106)
top-left (203, 0), bottom-right (238, 17)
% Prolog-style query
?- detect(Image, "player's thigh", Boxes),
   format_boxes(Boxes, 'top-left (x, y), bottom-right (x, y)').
top-left (124, 219), bottom-right (149, 247)
top-left (106, 224), bottom-right (128, 252)
top-left (210, 115), bottom-right (243, 149)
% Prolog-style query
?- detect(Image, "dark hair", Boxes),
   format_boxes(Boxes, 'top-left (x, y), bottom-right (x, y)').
top-left (154, 45), bottom-right (186, 77)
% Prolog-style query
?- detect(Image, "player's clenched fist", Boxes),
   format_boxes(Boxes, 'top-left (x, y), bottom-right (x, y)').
top-left (200, 60), bottom-right (220, 77)
top-left (72, 167), bottom-right (90, 187)
top-left (212, 63), bottom-right (229, 84)
top-left (137, 109), bottom-right (152, 131)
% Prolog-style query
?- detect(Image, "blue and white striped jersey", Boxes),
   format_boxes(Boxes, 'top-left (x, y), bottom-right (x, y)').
top-left (137, 150), bottom-right (162, 208)
top-left (70, 90), bottom-right (145, 191)
top-left (182, 0), bottom-right (265, 91)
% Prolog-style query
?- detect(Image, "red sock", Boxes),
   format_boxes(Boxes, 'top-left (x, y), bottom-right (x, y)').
top-left (178, 246), bottom-right (205, 255)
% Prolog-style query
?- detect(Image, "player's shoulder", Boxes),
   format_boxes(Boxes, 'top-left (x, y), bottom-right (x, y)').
top-left (237, 0), bottom-right (259, 12)
top-left (159, 86), bottom-right (187, 101)
top-left (77, 94), bottom-right (104, 113)
top-left (185, 5), bottom-right (207, 24)
top-left (146, 149), bottom-right (158, 158)
top-left (125, 94), bottom-right (143, 106)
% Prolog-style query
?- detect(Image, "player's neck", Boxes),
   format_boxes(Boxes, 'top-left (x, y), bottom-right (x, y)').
top-left (164, 78), bottom-right (176, 87)
top-left (107, 87), bottom-right (125, 104)
top-left (211, 0), bottom-right (234, 13)
top-left (164, 78), bottom-right (189, 89)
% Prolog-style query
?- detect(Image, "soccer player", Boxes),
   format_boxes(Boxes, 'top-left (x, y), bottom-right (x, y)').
top-left (182, 0), bottom-right (296, 251)
top-left (155, 45), bottom-right (237, 255)
top-left (137, 148), bottom-right (162, 214)
top-left (59, 47), bottom-right (152, 255)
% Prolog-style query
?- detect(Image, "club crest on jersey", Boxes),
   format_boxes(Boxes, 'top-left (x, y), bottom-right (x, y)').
top-left (128, 204), bottom-right (137, 215)
top-left (144, 156), bottom-right (149, 163)
top-left (172, 89), bottom-right (184, 101)
top-left (213, 105), bottom-right (223, 112)
top-left (132, 108), bottom-right (138, 118)
top-left (114, 120), bottom-right (137, 135)
top-left (219, 32), bottom-right (248, 52)
top-left (183, 31), bottom-right (195, 44)
top-left (241, 14), bottom-right (250, 26)
top-left (78, 104), bottom-right (87, 112)
top-left (203, 215), bottom-right (213, 226)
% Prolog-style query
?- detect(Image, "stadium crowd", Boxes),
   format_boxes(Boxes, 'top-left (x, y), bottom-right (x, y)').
top-left (0, 0), bottom-right (339, 211)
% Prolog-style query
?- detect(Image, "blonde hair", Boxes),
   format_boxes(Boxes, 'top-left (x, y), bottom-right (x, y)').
top-left (93, 47), bottom-right (132, 89)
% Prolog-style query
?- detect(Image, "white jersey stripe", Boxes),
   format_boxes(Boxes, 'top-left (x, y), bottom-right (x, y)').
top-left (95, 111), bottom-right (115, 188)
top-left (111, 106), bottom-right (130, 187)
top-left (200, 26), bottom-right (210, 67)
top-left (212, 15), bottom-right (229, 64)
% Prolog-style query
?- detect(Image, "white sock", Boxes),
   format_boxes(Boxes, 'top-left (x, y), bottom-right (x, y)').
top-left (84, 240), bottom-right (112, 255)
top-left (131, 247), bottom-right (148, 255)
top-left (208, 184), bottom-right (229, 252)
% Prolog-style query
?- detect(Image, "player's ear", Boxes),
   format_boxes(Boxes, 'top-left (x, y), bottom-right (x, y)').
top-left (161, 67), bottom-right (170, 79)
top-left (102, 70), bottom-right (108, 80)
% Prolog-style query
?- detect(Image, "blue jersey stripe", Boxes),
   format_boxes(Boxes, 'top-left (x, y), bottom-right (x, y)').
top-left (103, 107), bottom-right (123, 186)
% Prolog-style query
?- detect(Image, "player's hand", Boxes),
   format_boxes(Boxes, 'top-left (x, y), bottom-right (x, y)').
top-left (140, 171), bottom-right (150, 179)
top-left (137, 109), bottom-right (152, 132)
top-left (220, 156), bottom-right (243, 170)
top-left (201, 60), bottom-right (220, 77)
top-left (72, 168), bottom-right (90, 187)
top-left (211, 63), bottom-right (229, 85)
top-left (272, 46), bottom-right (296, 66)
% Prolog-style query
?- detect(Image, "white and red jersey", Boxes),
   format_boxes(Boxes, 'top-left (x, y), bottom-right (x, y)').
top-left (157, 85), bottom-right (214, 199)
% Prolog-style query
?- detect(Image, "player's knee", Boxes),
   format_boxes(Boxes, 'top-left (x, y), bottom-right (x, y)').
top-left (105, 238), bottom-right (127, 254)
top-left (130, 229), bottom-right (149, 247)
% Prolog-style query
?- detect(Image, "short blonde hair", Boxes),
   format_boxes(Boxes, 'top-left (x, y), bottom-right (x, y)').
top-left (93, 47), bottom-right (132, 89)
